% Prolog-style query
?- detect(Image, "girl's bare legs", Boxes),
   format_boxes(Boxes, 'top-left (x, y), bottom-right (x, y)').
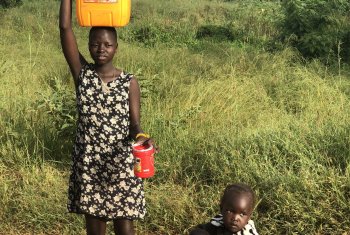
top-left (113, 219), bottom-right (135, 235)
top-left (85, 214), bottom-right (107, 235)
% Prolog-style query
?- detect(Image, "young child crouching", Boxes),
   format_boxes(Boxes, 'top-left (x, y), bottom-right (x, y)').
top-left (190, 183), bottom-right (259, 235)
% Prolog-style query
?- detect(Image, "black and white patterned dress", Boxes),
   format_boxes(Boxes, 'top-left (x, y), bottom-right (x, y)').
top-left (67, 63), bottom-right (145, 220)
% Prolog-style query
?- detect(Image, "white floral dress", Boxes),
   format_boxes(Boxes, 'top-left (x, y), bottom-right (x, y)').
top-left (67, 63), bottom-right (145, 220)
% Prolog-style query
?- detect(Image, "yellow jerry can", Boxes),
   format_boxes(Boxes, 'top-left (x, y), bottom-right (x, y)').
top-left (76, 0), bottom-right (131, 27)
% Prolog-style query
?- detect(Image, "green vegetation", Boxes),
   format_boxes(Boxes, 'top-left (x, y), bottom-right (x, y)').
top-left (0, 0), bottom-right (349, 234)
top-left (0, 0), bottom-right (22, 9)
top-left (280, 0), bottom-right (350, 62)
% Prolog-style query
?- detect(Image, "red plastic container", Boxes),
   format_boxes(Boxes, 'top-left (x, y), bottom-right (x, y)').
top-left (132, 143), bottom-right (155, 178)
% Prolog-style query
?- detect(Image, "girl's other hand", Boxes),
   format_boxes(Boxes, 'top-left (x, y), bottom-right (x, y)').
top-left (135, 137), bottom-right (159, 153)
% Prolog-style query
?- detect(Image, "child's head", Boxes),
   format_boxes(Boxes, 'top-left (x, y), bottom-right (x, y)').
top-left (220, 183), bottom-right (255, 233)
top-left (88, 27), bottom-right (118, 65)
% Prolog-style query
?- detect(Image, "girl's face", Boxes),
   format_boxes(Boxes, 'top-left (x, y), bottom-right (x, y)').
top-left (221, 193), bottom-right (253, 233)
top-left (88, 29), bottom-right (117, 65)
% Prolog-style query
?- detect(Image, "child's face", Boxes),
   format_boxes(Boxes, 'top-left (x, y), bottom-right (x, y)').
top-left (221, 193), bottom-right (253, 233)
top-left (88, 29), bottom-right (117, 65)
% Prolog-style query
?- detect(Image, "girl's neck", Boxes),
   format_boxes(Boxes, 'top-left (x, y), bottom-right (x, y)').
top-left (94, 63), bottom-right (115, 75)
top-left (94, 64), bottom-right (121, 83)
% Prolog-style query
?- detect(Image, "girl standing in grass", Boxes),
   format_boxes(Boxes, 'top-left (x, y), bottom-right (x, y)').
top-left (190, 183), bottom-right (259, 235)
top-left (59, 0), bottom-right (156, 234)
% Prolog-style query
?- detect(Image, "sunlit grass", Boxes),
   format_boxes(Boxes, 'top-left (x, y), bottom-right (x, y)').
top-left (0, 0), bottom-right (349, 234)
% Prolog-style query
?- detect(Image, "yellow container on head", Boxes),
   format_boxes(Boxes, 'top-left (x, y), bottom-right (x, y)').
top-left (76, 0), bottom-right (131, 27)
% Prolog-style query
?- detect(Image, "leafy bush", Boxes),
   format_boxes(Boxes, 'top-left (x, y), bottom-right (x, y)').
top-left (0, 0), bottom-right (22, 9)
top-left (36, 76), bottom-right (76, 138)
top-left (280, 0), bottom-right (350, 62)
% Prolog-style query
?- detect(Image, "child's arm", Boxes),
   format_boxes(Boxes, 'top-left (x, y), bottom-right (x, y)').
top-left (59, 0), bottom-right (87, 84)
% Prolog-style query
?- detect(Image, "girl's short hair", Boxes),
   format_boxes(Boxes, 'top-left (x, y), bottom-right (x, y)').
top-left (220, 183), bottom-right (255, 209)
top-left (89, 26), bottom-right (118, 42)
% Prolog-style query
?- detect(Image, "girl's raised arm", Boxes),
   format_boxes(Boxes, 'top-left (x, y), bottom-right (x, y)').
top-left (59, 0), bottom-right (86, 84)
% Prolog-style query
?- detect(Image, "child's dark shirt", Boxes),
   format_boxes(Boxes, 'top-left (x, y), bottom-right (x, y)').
top-left (190, 214), bottom-right (259, 235)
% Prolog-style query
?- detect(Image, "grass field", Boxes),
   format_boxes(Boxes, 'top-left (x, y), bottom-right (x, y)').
top-left (0, 0), bottom-right (350, 234)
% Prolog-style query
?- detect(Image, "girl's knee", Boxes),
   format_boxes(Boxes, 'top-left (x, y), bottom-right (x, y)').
top-left (85, 214), bottom-right (107, 235)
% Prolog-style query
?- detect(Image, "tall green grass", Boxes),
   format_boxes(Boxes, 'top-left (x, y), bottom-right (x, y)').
top-left (0, 0), bottom-right (349, 234)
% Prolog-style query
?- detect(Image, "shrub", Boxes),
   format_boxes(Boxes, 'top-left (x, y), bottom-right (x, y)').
top-left (0, 0), bottom-right (22, 9)
top-left (280, 0), bottom-right (350, 62)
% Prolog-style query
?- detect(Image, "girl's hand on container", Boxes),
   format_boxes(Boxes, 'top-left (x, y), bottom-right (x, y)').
top-left (136, 136), bottom-right (159, 153)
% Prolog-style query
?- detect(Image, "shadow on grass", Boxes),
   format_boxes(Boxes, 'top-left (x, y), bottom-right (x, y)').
top-left (196, 24), bottom-right (235, 42)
